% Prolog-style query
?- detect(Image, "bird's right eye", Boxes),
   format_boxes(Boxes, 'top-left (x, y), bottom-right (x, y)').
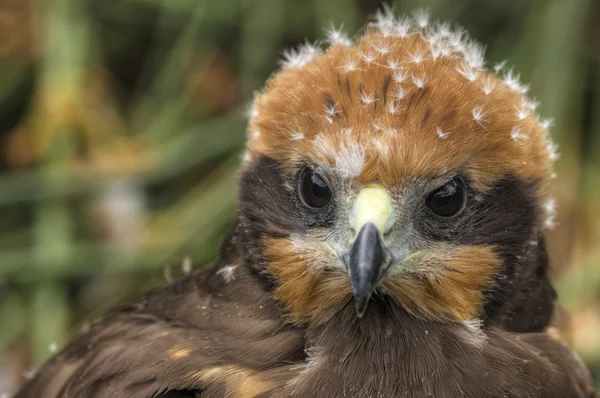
top-left (299, 169), bottom-right (332, 208)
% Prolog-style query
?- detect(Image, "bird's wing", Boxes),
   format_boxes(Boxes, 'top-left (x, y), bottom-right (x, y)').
top-left (527, 331), bottom-right (597, 397)
top-left (483, 328), bottom-right (597, 398)
top-left (16, 265), bottom-right (305, 398)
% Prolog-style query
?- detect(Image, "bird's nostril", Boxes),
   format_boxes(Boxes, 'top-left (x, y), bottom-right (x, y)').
top-left (384, 212), bottom-right (396, 232)
top-left (383, 221), bottom-right (394, 237)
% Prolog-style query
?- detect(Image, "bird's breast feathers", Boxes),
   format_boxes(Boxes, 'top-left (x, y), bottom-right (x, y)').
top-left (17, 265), bottom-right (596, 398)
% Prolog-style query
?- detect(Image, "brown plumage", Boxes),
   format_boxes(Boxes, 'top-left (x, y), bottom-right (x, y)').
top-left (16, 9), bottom-right (596, 398)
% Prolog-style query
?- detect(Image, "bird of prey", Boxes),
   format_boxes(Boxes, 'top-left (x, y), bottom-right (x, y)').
top-left (17, 9), bottom-right (597, 398)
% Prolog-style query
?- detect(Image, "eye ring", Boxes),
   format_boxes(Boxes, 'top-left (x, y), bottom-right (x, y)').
top-left (425, 178), bottom-right (467, 218)
top-left (298, 168), bottom-right (332, 208)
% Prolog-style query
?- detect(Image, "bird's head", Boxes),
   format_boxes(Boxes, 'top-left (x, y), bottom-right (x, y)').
top-left (236, 10), bottom-right (558, 327)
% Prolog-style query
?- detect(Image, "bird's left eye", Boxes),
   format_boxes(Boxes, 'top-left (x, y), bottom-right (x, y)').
top-left (299, 169), bottom-right (332, 208)
top-left (425, 178), bottom-right (466, 217)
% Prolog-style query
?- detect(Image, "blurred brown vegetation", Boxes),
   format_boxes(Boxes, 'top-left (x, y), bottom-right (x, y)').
top-left (0, 0), bottom-right (599, 395)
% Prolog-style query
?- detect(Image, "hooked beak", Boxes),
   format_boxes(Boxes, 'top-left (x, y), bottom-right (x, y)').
top-left (344, 185), bottom-right (394, 317)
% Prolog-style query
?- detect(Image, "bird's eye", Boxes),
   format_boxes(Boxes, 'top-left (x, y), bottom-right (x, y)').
top-left (299, 169), bottom-right (332, 208)
top-left (425, 178), bottom-right (466, 217)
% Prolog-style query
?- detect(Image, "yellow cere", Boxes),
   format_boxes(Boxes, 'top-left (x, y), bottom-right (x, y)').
top-left (351, 185), bottom-right (394, 237)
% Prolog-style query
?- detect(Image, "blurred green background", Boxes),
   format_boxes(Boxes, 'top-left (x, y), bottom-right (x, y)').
top-left (0, 0), bottom-right (598, 394)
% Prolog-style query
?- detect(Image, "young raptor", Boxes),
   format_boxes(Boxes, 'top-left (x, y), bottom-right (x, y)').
top-left (16, 9), bottom-right (596, 398)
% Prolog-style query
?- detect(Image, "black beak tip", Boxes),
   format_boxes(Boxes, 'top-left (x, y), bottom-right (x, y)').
top-left (353, 288), bottom-right (373, 318)
top-left (353, 291), bottom-right (372, 318)
top-left (346, 222), bottom-right (388, 318)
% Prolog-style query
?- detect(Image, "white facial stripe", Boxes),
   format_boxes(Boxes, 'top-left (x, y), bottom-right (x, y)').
top-left (334, 142), bottom-right (365, 179)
